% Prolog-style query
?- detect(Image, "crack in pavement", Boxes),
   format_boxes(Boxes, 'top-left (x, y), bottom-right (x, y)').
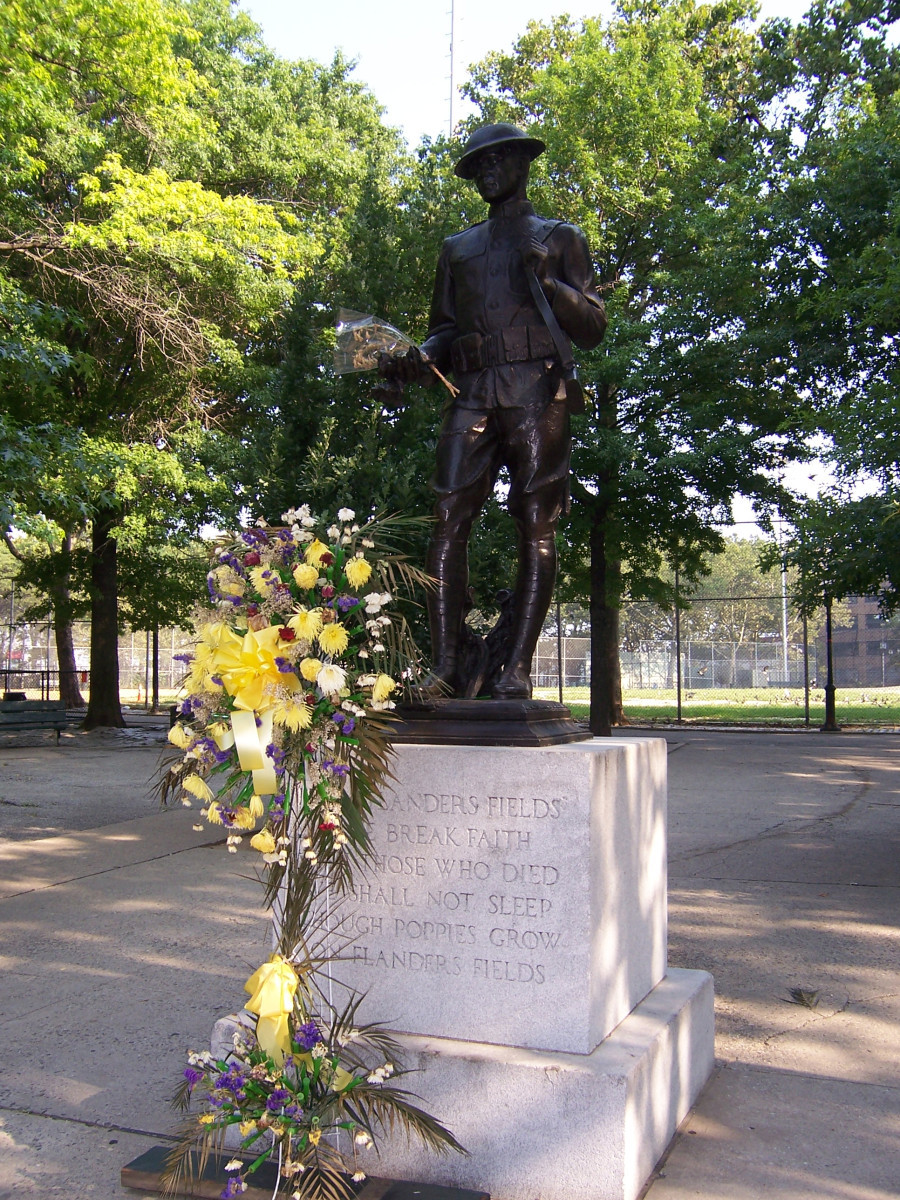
top-left (0, 1102), bottom-right (175, 1143)
top-left (669, 763), bottom-right (874, 866)
top-left (762, 995), bottom-right (852, 1047)
top-left (0, 837), bottom-right (226, 902)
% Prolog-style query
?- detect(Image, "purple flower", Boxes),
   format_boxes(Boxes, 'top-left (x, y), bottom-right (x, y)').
top-left (215, 1064), bottom-right (247, 1093)
top-left (274, 657), bottom-right (295, 674)
top-left (322, 759), bottom-right (349, 779)
top-left (221, 1176), bottom-right (246, 1199)
top-left (296, 1021), bottom-right (322, 1050)
top-left (210, 674), bottom-right (223, 686)
top-left (266, 1087), bottom-right (292, 1111)
top-left (336, 596), bottom-right (360, 613)
top-left (331, 712), bottom-right (345, 725)
top-left (183, 1066), bottom-right (203, 1090)
top-left (173, 653), bottom-right (194, 664)
top-left (341, 717), bottom-right (355, 734)
top-left (283, 1103), bottom-right (303, 1118)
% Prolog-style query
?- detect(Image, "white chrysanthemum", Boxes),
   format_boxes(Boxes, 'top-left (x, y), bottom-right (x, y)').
top-left (337, 507), bottom-right (355, 522)
top-left (317, 663), bottom-right (347, 693)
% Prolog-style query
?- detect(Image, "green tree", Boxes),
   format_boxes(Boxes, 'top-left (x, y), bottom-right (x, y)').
top-left (0, 0), bottom-right (406, 724)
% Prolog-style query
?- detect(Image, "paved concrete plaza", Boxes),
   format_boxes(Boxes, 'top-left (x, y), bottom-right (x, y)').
top-left (0, 722), bottom-right (897, 1198)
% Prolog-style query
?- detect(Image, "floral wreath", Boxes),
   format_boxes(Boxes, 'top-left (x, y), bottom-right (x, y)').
top-left (161, 506), bottom-right (462, 1200)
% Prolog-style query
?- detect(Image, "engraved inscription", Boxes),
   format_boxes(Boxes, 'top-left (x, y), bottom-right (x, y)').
top-left (340, 788), bottom-right (573, 993)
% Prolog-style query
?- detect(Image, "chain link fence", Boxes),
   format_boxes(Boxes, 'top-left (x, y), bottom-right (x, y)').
top-left (4, 592), bottom-right (900, 725)
top-left (534, 593), bottom-right (900, 726)
top-left (0, 612), bottom-right (193, 705)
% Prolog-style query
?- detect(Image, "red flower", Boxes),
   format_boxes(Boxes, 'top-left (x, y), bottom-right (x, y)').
top-left (319, 552), bottom-right (334, 566)
top-left (247, 604), bottom-right (259, 616)
top-left (278, 627), bottom-right (296, 641)
top-left (321, 584), bottom-right (336, 600)
top-left (319, 821), bottom-right (336, 832)
top-left (305, 694), bottom-right (316, 706)
top-left (244, 551), bottom-right (261, 566)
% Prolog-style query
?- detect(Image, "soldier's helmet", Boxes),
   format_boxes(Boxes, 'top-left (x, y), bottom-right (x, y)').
top-left (454, 123), bottom-right (546, 180)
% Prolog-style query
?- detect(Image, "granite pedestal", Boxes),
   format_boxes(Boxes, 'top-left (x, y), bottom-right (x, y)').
top-left (315, 738), bottom-right (714, 1200)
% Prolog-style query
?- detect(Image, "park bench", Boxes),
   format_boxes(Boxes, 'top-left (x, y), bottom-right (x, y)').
top-left (0, 699), bottom-right (68, 744)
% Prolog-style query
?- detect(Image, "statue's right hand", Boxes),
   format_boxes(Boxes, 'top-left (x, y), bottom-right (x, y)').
top-left (377, 346), bottom-right (431, 384)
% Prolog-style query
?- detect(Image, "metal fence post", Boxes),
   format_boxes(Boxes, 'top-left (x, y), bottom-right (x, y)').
top-left (674, 565), bottom-right (683, 724)
top-left (556, 599), bottom-right (563, 705)
top-left (803, 610), bottom-right (810, 727)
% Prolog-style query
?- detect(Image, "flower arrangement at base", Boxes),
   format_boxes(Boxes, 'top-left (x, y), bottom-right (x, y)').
top-left (160, 506), bottom-right (462, 1200)
top-left (169, 988), bottom-right (462, 1200)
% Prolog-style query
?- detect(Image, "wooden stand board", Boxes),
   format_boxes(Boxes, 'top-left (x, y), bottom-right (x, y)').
top-left (121, 1145), bottom-right (489, 1200)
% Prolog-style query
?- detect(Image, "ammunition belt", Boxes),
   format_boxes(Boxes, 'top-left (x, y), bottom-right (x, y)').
top-left (450, 326), bottom-right (558, 374)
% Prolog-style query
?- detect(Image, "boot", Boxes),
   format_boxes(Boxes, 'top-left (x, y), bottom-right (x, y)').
top-left (491, 535), bottom-right (556, 700)
top-left (413, 536), bottom-right (467, 698)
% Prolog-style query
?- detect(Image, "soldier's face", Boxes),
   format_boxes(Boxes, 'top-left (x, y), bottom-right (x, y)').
top-left (472, 147), bottom-right (530, 204)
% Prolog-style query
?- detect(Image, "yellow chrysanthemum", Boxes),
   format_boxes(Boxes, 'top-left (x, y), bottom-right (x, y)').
top-left (239, 1121), bottom-right (257, 1137)
top-left (292, 562), bottom-right (319, 589)
top-left (168, 723), bottom-right (192, 750)
top-left (318, 624), bottom-right (349, 655)
top-left (289, 608), bottom-right (323, 641)
top-left (345, 557), bottom-right (372, 589)
top-left (182, 774), bottom-right (214, 802)
top-left (299, 657), bottom-right (322, 682)
top-left (273, 698), bottom-right (313, 732)
top-left (250, 566), bottom-right (278, 595)
top-left (204, 803), bottom-right (224, 825)
top-left (199, 1114), bottom-right (217, 1125)
top-left (248, 794), bottom-right (265, 819)
top-left (221, 581), bottom-right (245, 596)
top-left (304, 539), bottom-right (330, 566)
top-left (250, 828), bottom-right (277, 855)
top-left (371, 673), bottom-right (397, 703)
top-left (231, 807), bottom-right (257, 830)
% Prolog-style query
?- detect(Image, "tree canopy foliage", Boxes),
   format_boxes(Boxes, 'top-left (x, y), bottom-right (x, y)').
top-left (1, 0), bottom-right (898, 728)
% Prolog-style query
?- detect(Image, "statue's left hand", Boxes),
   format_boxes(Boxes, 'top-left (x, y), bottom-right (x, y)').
top-left (522, 238), bottom-right (557, 299)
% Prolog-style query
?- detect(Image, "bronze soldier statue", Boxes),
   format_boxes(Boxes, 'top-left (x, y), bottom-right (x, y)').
top-left (385, 124), bottom-right (607, 699)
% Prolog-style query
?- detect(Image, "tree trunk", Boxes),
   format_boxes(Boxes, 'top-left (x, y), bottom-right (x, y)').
top-left (84, 506), bottom-right (125, 729)
top-left (588, 506), bottom-right (626, 736)
top-left (55, 618), bottom-right (84, 707)
top-left (51, 531), bottom-right (84, 708)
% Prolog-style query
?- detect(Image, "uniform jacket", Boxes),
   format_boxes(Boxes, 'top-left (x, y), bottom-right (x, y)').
top-left (421, 198), bottom-right (607, 409)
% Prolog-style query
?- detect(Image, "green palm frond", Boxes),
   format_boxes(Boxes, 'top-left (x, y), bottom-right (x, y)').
top-left (345, 1085), bottom-right (466, 1156)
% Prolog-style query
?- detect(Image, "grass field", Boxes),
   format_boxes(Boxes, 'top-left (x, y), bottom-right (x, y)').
top-left (534, 686), bottom-right (900, 727)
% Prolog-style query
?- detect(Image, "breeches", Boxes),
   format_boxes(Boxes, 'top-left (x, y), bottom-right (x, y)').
top-left (430, 400), bottom-right (571, 538)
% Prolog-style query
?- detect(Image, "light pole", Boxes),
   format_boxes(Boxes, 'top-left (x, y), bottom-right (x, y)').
top-left (820, 594), bottom-right (840, 732)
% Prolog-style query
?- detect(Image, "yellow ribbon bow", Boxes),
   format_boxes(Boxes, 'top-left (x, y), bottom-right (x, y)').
top-left (244, 955), bottom-right (300, 1065)
top-left (202, 625), bottom-right (302, 794)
